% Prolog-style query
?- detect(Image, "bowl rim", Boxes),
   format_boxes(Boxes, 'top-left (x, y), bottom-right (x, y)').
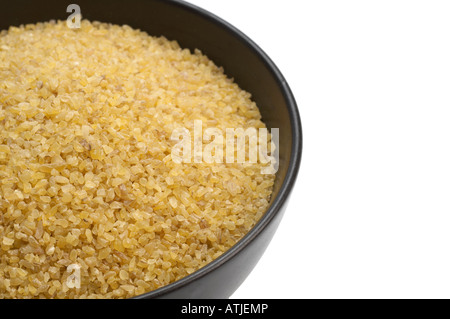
top-left (135, 0), bottom-right (303, 299)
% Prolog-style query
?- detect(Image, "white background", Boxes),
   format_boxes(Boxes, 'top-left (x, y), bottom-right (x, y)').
top-left (188, 0), bottom-right (450, 299)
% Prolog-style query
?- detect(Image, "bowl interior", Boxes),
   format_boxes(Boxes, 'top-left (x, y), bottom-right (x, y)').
top-left (1, 0), bottom-right (295, 201)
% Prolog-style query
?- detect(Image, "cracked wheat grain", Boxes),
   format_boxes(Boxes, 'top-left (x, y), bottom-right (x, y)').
top-left (0, 20), bottom-right (275, 298)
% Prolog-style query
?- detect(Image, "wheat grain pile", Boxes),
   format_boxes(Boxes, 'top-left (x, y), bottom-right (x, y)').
top-left (0, 20), bottom-right (275, 298)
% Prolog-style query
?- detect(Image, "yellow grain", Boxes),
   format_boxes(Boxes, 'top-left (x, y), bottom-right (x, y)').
top-left (0, 19), bottom-right (275, 299)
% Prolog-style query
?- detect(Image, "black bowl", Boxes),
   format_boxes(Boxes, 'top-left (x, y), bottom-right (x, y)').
top-left (1, 0), bottom-right (302, 298)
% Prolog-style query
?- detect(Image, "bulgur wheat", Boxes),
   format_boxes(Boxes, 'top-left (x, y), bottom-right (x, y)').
top-left (0, 20), bottom-right (275, 298)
